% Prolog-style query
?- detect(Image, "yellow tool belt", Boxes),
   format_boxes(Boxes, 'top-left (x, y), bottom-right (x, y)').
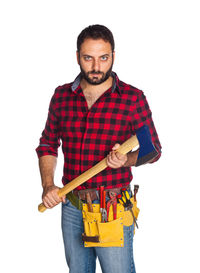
top-left (82, 197), bottom-right (140, 247)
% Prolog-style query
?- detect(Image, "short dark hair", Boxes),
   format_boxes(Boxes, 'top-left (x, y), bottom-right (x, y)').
top-left (77, 24), bottom-right (115, 52)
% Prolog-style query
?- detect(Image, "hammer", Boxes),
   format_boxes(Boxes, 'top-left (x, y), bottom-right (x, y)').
top-left (38, 125), bottom-right (157, 212)
top-left (134, 185), bottom-right (139, 202)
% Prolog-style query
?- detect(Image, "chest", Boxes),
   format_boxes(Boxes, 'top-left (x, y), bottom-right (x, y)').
top-left (83, 90), bottom-right (105, 110)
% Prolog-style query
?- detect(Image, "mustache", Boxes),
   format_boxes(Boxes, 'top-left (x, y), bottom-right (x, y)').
top-left (88, 71), bottom-right (104, 75)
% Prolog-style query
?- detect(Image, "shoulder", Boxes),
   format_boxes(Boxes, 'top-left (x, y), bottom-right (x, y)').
top-left (118, 79), bottom-right (144, 102)
top-left (49, 82), bottom-right (73, 112)
top-left (53, 82), bottom-right (73, 99)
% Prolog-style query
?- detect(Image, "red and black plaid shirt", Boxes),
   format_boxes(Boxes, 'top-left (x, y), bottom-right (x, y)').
top-left (36, 72), bottom-right (161, 190)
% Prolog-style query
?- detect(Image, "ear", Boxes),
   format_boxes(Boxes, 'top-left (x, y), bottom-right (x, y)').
top-left (112, 51), bottom-right (115, 64)
top-left (76, 51), bottom-right (80, 65)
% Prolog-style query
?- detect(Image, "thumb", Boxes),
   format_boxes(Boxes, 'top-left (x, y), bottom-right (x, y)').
top-left (112, 143), bottom-right (120, 151)
top-left (61, 196), bottom-right (66, 203)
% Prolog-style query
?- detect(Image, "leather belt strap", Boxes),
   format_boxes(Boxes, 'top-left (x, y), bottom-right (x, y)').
top-left (73, 185), bottom-right (130, 202)
top-left (66, 191), bottom-right (83, 210)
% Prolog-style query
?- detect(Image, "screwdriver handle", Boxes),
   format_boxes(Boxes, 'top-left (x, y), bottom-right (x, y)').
top-left (117, 194), bottom-right (124, 205)
top-left (121, 188), bottom-right (131, 202)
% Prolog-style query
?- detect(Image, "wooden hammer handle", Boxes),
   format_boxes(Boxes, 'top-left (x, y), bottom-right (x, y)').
top-left (38, 134), bottom-right (139, 213)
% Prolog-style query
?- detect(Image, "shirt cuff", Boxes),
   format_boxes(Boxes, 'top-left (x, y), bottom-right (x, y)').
top-left (35, 144), bottom-right (58, 158)
top-left (149, 144), bottom-right (162, 163)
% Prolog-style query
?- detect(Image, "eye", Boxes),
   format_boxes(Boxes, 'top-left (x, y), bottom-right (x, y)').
top-left (83, 56), bottom-right (92, 61)
top-left (100, 56), bottom-right (108, 61)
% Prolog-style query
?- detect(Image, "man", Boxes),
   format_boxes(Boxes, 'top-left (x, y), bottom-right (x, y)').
top-left (36, 24), bottom-right (162, 273)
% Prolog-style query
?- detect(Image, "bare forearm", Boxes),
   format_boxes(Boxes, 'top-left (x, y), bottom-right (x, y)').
top-left (39, 155), bottom-right (57, 189)
top-left (39, 155), bottom-right (65, 208)
top-left (123, 150), bottom-right (139, 167)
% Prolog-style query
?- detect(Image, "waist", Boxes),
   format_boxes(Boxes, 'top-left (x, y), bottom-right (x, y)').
top-left (62, 172), bottom-right (133, 190)
top-left (73, 185), bottom-right (130, 202)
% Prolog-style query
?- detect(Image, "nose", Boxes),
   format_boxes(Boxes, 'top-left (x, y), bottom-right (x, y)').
top-left (92, 58), bottom-right (100, 71)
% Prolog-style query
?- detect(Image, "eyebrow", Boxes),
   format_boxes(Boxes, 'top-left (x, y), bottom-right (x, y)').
top-left (82, 53), bottom-right (111, 58)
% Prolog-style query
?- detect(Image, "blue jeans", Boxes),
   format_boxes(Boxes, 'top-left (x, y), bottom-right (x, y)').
top-left (61, 195), bottom-right (136, 273)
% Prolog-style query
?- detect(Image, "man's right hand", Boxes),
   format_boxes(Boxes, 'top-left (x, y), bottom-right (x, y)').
top-left (42, 185), bottom-right (66, 209)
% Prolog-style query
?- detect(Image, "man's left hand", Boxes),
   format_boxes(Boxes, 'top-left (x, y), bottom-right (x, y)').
top-left (106, 143), bottom-right (127, 169)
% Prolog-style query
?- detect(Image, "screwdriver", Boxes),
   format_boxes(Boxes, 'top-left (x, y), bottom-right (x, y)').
top-left (117, 189), bottom-right (139, 229)
top-left (121, 188), bottom-right (139, 228)
top-left (121, 188), bottom-right (132, 207)
top-left (117, 193), bottom-right (127, 206)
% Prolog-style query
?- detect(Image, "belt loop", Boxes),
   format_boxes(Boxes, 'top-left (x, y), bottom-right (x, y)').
top-left (95, 190), bottom-right (99, 200)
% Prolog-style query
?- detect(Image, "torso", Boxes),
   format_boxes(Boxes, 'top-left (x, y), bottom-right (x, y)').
top-left (83, 90), bottom-right (105, 110)
top-left (81, 76), bottom-right (113, 110)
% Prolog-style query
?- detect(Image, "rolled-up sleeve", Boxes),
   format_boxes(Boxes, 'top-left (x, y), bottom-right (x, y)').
top-left (36, 91), bottom-right (61, 158)
top-left (132, 91), bottom-right (162, 163)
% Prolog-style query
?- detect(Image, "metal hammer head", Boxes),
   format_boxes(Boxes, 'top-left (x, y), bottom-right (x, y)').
top-left (134, 185), bottom-right (139, 191)
top-left (135, 125), bottom-right (158, 166)
top-left (134, 184), bottom-right (139, 202)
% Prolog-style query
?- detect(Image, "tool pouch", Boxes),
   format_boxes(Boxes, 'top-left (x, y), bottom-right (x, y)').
top-left (81, 197), bottom-right (139, 247)
top-left (82, 203), bottom-right (124, 247)
top-left (123, 197), bottom-right (140, 234)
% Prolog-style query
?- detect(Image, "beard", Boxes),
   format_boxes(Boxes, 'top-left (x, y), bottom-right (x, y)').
top-left (80, 61), bottom-right (113, 85)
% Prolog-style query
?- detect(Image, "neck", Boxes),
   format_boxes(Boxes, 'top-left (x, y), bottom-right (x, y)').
top-left (80, 75), bottom-right (113, 94)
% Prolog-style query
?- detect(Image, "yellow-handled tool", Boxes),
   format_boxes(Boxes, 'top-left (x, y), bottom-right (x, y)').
top-left (38, 134), bottom-right (139, 213)
top-left (117, 194), bottom-right (127, 205)
top-left (117, 189), bottom-right (139, 228)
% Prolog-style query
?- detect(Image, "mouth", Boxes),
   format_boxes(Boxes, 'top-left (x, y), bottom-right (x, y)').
top-left (91, 74), bottom-right (101, 77)
top-left (89, 72), bottom-right (103, 78)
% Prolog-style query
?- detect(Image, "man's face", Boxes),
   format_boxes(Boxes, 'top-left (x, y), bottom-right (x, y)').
top-left (77, 38), bottom-right (115, 85)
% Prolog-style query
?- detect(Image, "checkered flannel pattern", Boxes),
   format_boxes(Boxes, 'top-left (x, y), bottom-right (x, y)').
top-left (36, 72), bottom-right (162, 190)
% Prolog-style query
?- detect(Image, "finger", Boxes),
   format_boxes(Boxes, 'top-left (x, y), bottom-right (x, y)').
top-left (62, 196), bottom-right (66, 203)
top-left (112, 143), bottom-right (120, 151)
top-left (107, 160), bottom-right (118, 169)
top-left (46, 194), bottom-right (60, 207)
top-left (43, 198), bottom-right (55, 208)
top-left (108, 152), bottom-right (126, 167)
top-left (43, 200), bottom-right (51, 209)
top-left (108, 152), bottom-right (116, 163)
top-left (52, 191), bottom-right (62, 203)
top-left (115, 151), bottom-right (126, 160)
top-left (107, 154), bottom-right (119, 168)
top-left (110, 151), bottom-right (120, 162)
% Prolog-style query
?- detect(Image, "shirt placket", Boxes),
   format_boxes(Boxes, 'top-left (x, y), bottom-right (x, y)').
top-left (79, 92), bottom-right (94, 174)
top-left (79, 89), bottom-right (111, 175)
top-left (80, 111), bottom-right (90, 173)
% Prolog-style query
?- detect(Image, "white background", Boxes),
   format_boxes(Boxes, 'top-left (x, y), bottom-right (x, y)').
top-left (1, 0), bottom-right (199, 272)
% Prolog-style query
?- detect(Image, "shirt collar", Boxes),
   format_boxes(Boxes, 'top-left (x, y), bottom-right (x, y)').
top-left (71, 71), bottom-right (121, 95)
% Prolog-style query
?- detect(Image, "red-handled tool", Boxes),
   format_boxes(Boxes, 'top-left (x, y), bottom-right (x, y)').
top-left (100, 186), bottom-right (107, 222)
top-left (106, 192), bottom-right (117, 220)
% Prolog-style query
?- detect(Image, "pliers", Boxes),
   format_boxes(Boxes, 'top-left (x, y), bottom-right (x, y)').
top-left (106, 192), bottom-right (117, 220)
top-left (100, 186), bottom-right (107, 222)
